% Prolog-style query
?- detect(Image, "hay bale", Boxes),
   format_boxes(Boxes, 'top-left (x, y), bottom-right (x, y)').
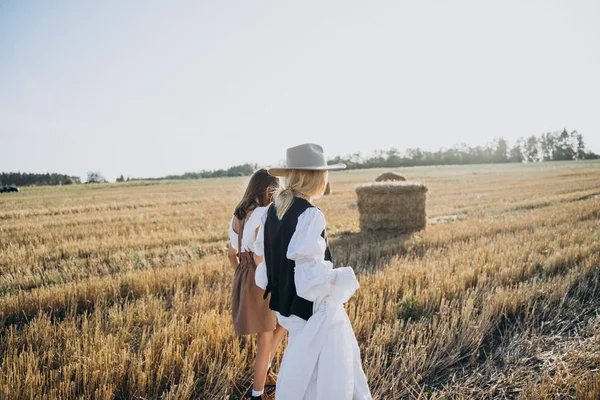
top-left (355, 182), bottom-right (428, 232)
top-left (375, 172), bottom-right (406, 182)
top-left (324, 181), bottom-right (331, 195)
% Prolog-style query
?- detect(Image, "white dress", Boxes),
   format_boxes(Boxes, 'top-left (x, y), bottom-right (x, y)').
top-left (228, 206), bottom-right (268, 252)
top-left (254, 204), bottom-right (372, 400)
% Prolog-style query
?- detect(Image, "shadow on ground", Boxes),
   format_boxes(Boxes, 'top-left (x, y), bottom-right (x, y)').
top-left (329, 230), bottom-right (414, 274)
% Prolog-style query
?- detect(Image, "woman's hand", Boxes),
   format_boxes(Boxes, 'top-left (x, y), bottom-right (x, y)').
top-left (227, 243), bottom-right (239, 269)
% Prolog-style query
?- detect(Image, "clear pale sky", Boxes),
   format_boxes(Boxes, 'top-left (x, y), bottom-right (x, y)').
top-left (1, 0), bottom-right (598, 182)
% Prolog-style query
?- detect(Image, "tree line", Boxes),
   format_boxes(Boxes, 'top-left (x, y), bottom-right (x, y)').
top-left (2, 129), bottom-right (597, 186)
top-left (138, 129), bottom-right (597, 180)
top-left (329, 129), bottom-right (598, 169)
top-left (128, 163), bottom-right (258, 181)
top-left (0, 172), bottom-right (81, 187)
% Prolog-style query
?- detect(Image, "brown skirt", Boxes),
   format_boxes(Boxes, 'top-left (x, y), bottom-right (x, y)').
top-left (232, 252), bottom-right (277, 335)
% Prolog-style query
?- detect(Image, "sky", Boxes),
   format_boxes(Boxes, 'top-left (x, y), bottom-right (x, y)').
top-left (1, 0), bottom-right (599, 182)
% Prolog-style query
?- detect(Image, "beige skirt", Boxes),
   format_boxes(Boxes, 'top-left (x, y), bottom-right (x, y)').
top-left (231, 252), bottom-right (277, 335)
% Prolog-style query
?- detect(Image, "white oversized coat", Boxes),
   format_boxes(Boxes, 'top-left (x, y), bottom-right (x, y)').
top-left (254, 204), bottom-right (372, 400)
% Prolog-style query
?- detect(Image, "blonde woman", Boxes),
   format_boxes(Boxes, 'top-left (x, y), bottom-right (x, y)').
top-left (228, 168), bottom-right (287, 400)
top-left (254, 144), bottom-right (372, 400)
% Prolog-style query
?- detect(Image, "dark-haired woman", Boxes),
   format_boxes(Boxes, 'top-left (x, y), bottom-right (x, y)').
top-left (228, 168), bottom-right (287, 400)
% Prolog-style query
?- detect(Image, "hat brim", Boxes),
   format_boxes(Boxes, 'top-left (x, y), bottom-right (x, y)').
top-left (267, 163), bottom-right (347, 177)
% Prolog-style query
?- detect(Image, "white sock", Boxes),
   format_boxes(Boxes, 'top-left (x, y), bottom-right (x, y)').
top-left (252, 389), bottom-right (264, 397)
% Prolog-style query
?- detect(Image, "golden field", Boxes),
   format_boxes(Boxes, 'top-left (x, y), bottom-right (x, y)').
top-left (1, 161), bottom-right (599, 399)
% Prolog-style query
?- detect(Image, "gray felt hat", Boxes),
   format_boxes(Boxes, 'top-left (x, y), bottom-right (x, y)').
top-left (267, 143), bottom-right (346, 176)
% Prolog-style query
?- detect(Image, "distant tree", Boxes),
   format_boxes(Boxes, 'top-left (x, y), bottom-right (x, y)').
top-left (524, 136), bottom-right (539, 162)
top-left (467, 145), bottom-right (491, 164)
top-left (86, 171), bottom-right (106, 184)
top-left (493, 137), bottom-right (509, 163)
top-left (116, 174), bottom-right (125, 182)
top-left (363, 149), bottom-right (386, 168)
top-left (384, 148), bottom-right (401, 167)
top-left (406, 148), bottom-right (425, 165)
top-left (213, 169), bottom-right (227, 178)
top-left (572, 130), bottom-right (586, 160)
top-left (539, 132), bottom-right (556, 161)
top-left (509, 139), bottom-right (525, 163)
top-left (553, 128), bottom-right (575, 160)
top-left (226, 163), bottom-right (256, 177)
top-left (349, 152), bottom-right (363, 165)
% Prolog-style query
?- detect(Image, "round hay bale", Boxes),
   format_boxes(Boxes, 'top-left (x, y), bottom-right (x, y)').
top-left (355, 182), bottom-right (428, 232)
top-left (324, 181), bottom-right (331, 195)
top-left (375, 172), bottom-right (406, 182)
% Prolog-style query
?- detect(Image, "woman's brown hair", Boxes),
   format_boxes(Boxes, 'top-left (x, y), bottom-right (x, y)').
top-left (233, 168), bottom-right (280, 221)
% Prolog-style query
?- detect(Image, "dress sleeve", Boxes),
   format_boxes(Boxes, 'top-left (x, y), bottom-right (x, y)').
top-left (254, 204), bottom-right (271, 290)
top-left (288, 208), bottom-right (359, 303)
top-left (228, 216), bottom-right (238, 251)
top-left (247, 206), bottom-right (268, 253)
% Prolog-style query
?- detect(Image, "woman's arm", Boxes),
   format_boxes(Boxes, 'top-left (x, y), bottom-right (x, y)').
top-left (227, 243), bottom-right (239, 269)
top-left (227, 216), bottom-right (240, 269)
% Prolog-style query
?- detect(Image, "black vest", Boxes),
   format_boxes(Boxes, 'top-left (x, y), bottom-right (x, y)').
top-left (263, 197), bottom-right (332, 321)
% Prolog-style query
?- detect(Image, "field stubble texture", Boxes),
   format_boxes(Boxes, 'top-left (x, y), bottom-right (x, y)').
top-left (0, 162), bottom-right (599, 399)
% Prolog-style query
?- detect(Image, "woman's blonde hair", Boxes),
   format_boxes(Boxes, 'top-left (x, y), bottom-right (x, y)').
top-left (273, 169), bottom-right (328, 219)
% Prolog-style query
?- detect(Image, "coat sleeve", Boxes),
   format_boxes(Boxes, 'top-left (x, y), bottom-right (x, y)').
top-left (288, 208), bottom-right (359, 303)
top-left (253, 204), bottom-right (271, 290)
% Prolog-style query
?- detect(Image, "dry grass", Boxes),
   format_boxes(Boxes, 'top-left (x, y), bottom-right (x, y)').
top-left (1, 161), bottom-right (599, 399)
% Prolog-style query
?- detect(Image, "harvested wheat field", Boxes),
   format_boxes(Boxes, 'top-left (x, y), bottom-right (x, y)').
top-left (1, 161), bottom-right (600, 400)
